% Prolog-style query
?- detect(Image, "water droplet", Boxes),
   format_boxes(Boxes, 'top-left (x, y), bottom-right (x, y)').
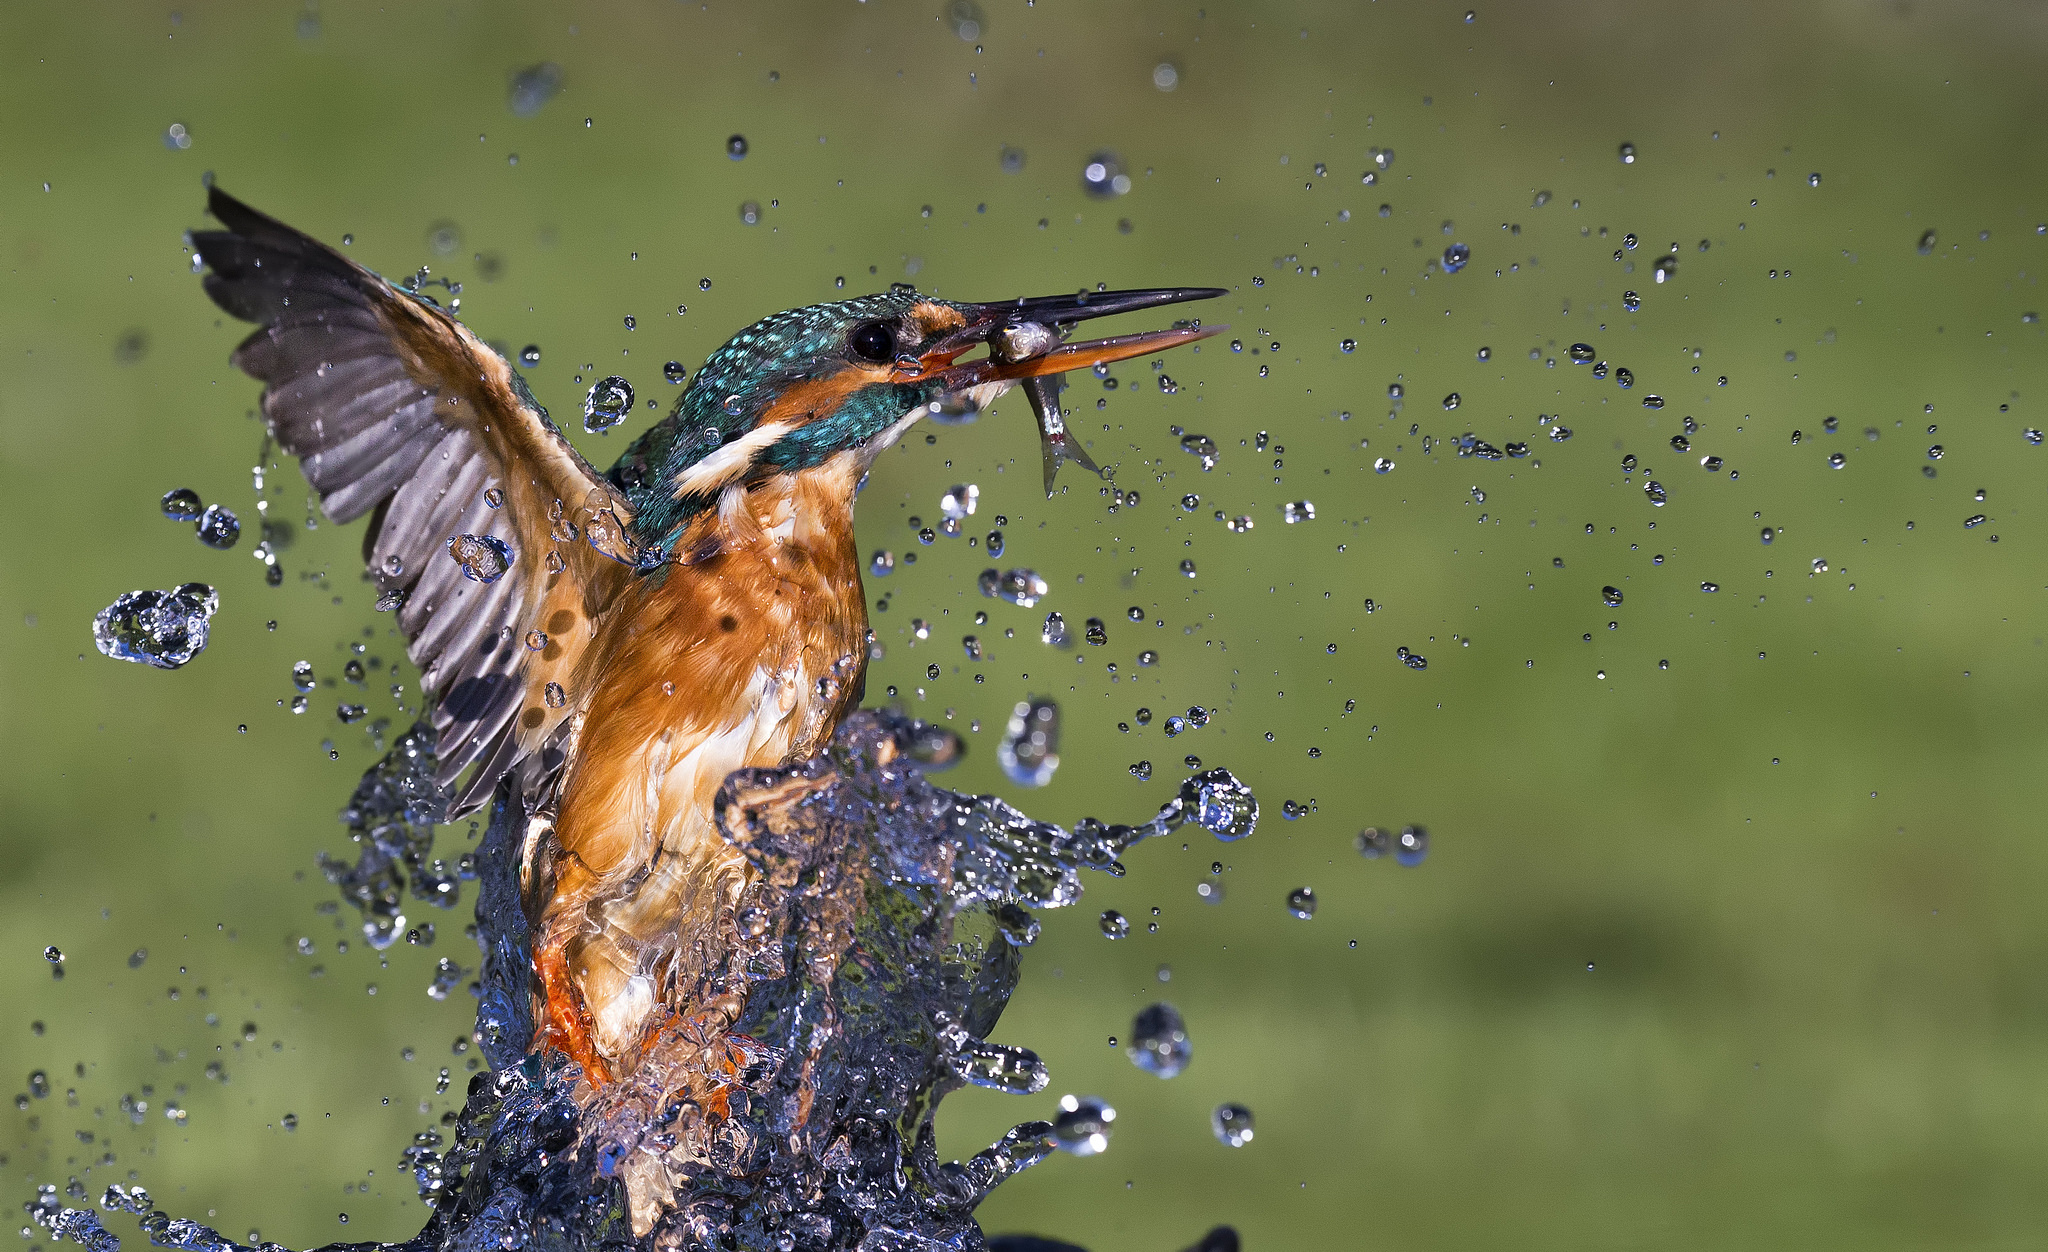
top-left (1601, 586), bottom-right (1623, 607)
top-left (1053, 1094), bottom-right (1115, 1154)
top-left (1760, 526), bottom-right (1775, 544)
top-left (1618, 142), bottom-right (1637, 164)
top-left (1374, 456), bottom-right (1396, 474)
top-left (662, 360), bottom-right (687, 385)
top-left (999, 144), bottom-right (1026, 174)
top-left (1568, 343), bottom-right (1596, 363)
top-left (1180, 769), bottom-right (1259, 841)
top-left (1441, 243), bottom-right (1470, 274)
top-left (1127, 1003), bottom-right (1191, 1078)
top-left (1917, 228), bottom-right (1938, 255)
top-left (582, 375), bottom-right (634, 433)
top-left (1179, 433), bottom-right (1218, 469)
top-left (738, 201), bottom-right (761, 226)
top-left (195, 504), bottom-right (240, 549)
top-left (1339, 338), bottom-right (1356, 353)
top-left (543, 681), bottom-right (566, 709)
top-left (726, 133), bottom-right (748, 160)
top-left (508, 63), bottom-right (563, 117)
top-left (1040, 611), bottom-right (1068, 646)
top-left (1622, 291), bottom-right (1641, 312)
top-left (1396, 825), bottom-right (1429, 866)
top-left (1084, 617), bottom-right (1108, 647)
top-left (1081, 152), bottom-right (1130, 198)
top-left (1442, 392), bottom-right (1460, 410)
top-left (1396, 646), bottom-right (1428, 670)
top-left (1828, 452), bottom-right (1847, 469)
top-left (1964, 514), bottom-right (1988, 529)
top-left (1700, 581), bottom-right (1721, 593)
top-left (1179, 558), bottom-right (1197, 578)
top-left (446, 533), bottom-right (512, 583)
top-left (998, 698), bottom-right (1060, 786)
top-left (93, 584), bottom-right (218, 670)
top-left (1285, 887), bottom-right (1317, 919)
top-left (1653, 256), bottom-right (1676, 284)
top-left (1098, 910), bottom-right (1130, 940)
top-left (1211, 1102), bottom-right (1255, 1147)
top-left (940, 483), bottom-right (979, 520)
top-left (518, 344), bottom-right (541, 367)
top-left (1355, 827), bottom-right (1389, 859)
top-left (1282, 500), bottom-right (1316, 523)
top-left (978, 568), bottom-right (1048, 607)
top-left (159, 488), bottom-right (203, 521)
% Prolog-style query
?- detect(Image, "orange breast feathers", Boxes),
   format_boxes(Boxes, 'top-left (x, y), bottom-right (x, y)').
top-left (535, 455), bottom-right (871, 1070)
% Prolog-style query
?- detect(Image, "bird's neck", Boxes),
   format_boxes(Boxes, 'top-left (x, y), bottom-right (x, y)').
top-left (668, 451), bottom-right (865, 572)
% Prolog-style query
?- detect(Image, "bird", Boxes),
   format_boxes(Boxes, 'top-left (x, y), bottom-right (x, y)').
top-left (188, 184), bottom-right (1221, 1153)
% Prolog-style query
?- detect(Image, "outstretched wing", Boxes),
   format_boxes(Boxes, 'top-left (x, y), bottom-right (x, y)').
top-left (193, 186), bottom-right (637, 815)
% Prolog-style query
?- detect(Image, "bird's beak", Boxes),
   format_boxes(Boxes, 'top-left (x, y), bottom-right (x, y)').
top-left (899, 287), bottom-right (1229, 389)
top-left (894, 287), bottom-right (1228, 495)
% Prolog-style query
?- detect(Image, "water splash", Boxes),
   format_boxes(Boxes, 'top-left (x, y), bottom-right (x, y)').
top-left (34, 710), bottom-right (1254, 1252)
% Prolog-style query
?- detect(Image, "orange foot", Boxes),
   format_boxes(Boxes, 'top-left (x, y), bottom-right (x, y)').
top-left (534, 933), bottom-right (613, 1086)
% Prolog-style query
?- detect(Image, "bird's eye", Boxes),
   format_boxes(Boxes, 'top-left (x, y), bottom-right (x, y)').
top-left (849, 321), bottom-right (896, 363)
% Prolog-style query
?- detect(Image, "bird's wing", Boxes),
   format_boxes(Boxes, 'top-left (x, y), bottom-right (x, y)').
top-left (192, 185), bottom-right (639, 816)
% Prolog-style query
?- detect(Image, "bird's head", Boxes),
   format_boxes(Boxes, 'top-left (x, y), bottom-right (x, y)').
top-left (609, 285), bottom-right (1223, 541)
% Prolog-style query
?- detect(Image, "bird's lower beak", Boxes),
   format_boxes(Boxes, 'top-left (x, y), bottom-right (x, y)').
top-left (899, 287), bottom-right (1229, 392)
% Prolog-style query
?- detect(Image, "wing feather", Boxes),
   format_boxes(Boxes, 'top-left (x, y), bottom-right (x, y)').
top-left (193, 186), bottom-right (637, 814)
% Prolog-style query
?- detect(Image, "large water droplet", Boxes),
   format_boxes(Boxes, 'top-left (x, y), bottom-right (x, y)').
top-left (93, 583), bottom-right (219, 670)
top-left (998, 698), bottom-right (1060, 787)
top-left (1180, 770), bottom-right (1259, 841)
top-left (978, 568), bottom-right (1048, 607)
top-left (160, 488), bottom-right (204, 521)
top-left (1285, 887), bottom-right (1317, 919)
top-left (1081, 152), bottom-right (1130, 198)
top-left (1052, 1095), bottom-right (1115, 1154)
top-left (1127, 1003), bottom-right (1191, 1078)
top-left (196, 504), bottom-right (240, 549)
top-left (447, 533), bottom-right (512, 583)
top-left (940, 483), bottom-right (979, 520)
top-left (1396, 825), bottom-right (1430, 866)
top-left (1211, 1102), bottom-right (1255, 1147)
top-left (582, 376), bottom-right (634, 433)
top-left (508, 63), bottom-right (563, 117)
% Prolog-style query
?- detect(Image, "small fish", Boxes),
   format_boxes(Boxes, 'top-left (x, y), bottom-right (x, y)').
top-left (989, 320), bottom-right (1103, 496)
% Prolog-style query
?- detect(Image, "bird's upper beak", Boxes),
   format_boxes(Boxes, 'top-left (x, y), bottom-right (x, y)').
top-left (894, 287), bottom-right (1228, 391)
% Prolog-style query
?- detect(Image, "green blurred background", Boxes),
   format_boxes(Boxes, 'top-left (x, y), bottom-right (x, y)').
top-left (4, 0), bottom-right (2047, 1247)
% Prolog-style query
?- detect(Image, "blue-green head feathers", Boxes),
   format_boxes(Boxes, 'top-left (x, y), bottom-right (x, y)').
top-left (607, 289), bottom-right (946, 543)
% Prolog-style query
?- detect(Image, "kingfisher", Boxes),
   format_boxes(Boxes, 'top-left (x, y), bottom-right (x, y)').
top-left (189, 186), bottom-right (1220, 1159)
